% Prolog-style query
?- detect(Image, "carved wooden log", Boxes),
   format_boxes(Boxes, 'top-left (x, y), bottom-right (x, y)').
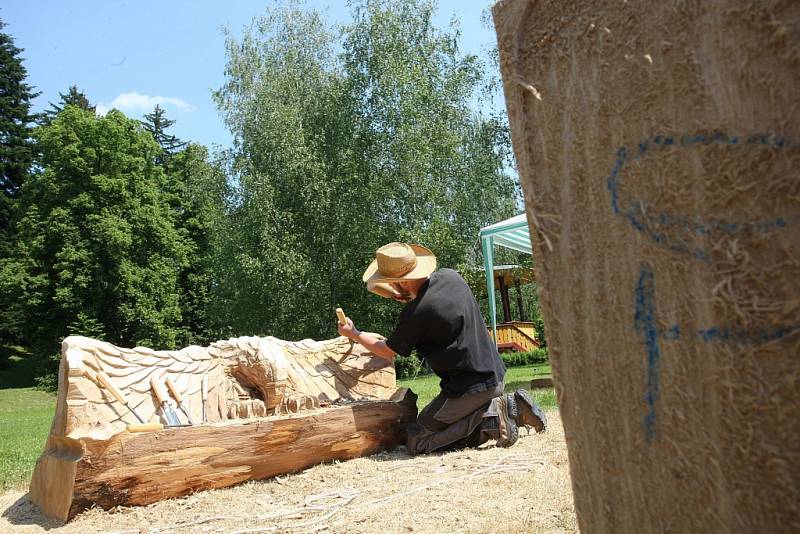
top-left (29, 335), bottom-right (417, 521)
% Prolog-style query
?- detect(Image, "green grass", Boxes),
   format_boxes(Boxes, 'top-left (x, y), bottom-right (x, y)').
top-left (0, 388), bottom-right (56, 491)
top-left (398, 364), bottom-right (555, 410)
top-left (0, 346), bottom-right (58, 491)
top-left (0, 344), bottom-right (40, 389)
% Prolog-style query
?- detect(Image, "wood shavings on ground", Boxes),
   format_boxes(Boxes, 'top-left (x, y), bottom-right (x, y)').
top-left (0, 410), bottom-right (576, 533)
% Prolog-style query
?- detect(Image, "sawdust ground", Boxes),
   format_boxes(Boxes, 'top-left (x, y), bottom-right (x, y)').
top-left (0, 410), bottom-right (575, 534)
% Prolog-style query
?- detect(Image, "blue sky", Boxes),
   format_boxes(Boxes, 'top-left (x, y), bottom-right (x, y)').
top-left (2, 1), bottom-right (498, 151)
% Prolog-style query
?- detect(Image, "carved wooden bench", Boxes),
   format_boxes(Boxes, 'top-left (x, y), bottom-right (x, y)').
top-left (29, 335), bottom-right (417, 521)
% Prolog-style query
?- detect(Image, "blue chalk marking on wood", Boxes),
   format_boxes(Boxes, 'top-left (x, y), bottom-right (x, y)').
top-left (634, 267), bottom-right (661, 442)
top-left (665, 325), bottom-right (681, 341)
top-left (607, 146), bottom-right (628, 214)
top-left (632, 269), bottom-right (794, 444)
top-left (629, 280), bottom-right (791, 433)
top-left (606, 131), bottom-right (795, 261)
top-left (645, 322), bottom-right (794, 346)
top-left (694, 325), bottom-right (791, 344)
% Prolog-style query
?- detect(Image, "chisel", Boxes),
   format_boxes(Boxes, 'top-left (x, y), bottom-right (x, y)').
top-left (165, 376), bottom-right (195, 425)
top-left (96, 371), bottom-right (147, 424)
top-left (201, 374), bottom-right (208, 423)
top-left (150, 374), bottom-right (185, 427)
top-left (336, 307), bottom-right (348, 325)
top-left (335, 307), bottom-right (355, 361)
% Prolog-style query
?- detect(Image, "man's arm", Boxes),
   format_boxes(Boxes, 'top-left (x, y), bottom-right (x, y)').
top-left (337, 318), bottom-right (397, 361)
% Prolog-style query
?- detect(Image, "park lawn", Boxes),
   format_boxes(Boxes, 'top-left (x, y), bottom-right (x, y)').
top-left (398, 363), bottom-right (555, 409)
top-left (0, 388), bottom-right (56, 491)
top-left (0, 348), bottom-right (58, 491)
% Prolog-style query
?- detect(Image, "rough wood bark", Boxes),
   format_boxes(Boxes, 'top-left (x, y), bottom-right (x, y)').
top-left (29, 336), bottom-right (415, 521)
top-left (493, 1), bottom-right (800, 532)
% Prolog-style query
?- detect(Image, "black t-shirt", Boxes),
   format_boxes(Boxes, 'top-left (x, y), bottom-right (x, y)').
top-left (386, 268), bottom-right (506, 397)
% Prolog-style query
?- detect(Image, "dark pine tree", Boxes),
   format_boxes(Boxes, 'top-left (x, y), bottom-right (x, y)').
top-left (40, 85), bottom-right (95, 124)
top-left (0, 18), bottom-right (38, 242)
top-left (141, 104), bottom-right (187, 168)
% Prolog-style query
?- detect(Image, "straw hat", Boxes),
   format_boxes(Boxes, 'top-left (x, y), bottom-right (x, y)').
top-left (362, 242), bottom-right (437, 290)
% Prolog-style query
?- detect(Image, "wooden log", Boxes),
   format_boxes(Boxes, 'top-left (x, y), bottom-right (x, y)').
top-left (530, 377), bottom-right (553, 389)
top-left (29, 335), bottom-right (415, 521)
top-left (30, 390), bottom-right (416, 521)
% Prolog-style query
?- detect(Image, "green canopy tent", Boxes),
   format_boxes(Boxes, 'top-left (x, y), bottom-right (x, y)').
top-left (479, 214), bottom-right (533, 345)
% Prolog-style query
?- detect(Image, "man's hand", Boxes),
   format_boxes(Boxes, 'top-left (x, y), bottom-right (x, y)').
top-left (337, 317), bottom-right (360, 341)
top-left (336, 318), bottom-right (397, 361)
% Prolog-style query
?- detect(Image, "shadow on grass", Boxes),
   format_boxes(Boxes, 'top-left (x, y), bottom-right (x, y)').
top-left (503, 380), bottom-right (557, 411)
top-left (504, 377), bottom-right (538, 393)
top-left (0, 346), bottom-right (40, 389)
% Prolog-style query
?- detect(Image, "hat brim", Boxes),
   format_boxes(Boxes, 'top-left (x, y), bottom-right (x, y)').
top-left (362, 244), bottom-right (437, 292)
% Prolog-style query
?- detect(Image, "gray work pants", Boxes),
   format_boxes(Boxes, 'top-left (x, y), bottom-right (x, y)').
top-left (406, 382), bottom-right (505, 455)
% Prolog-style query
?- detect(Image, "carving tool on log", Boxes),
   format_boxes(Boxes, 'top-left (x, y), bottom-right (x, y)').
top-left (96, 371), bottom-right (147, 424)
top-left (336, 307), bottom-right (348, 325)
top-left (126, 422), bottom-right (164, 432)
top-left (165, 376), bottom-right (195, 425)
top-left (150, 375), bottom-right (185, 427)
top-left (201, 374), bottom-right (208, 423)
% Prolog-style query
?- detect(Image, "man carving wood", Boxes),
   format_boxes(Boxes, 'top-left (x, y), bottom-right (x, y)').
top-left (338, 242), bottom-right (547, 455)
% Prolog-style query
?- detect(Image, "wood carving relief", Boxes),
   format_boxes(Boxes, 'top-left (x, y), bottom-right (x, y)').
top-left (29, 335), bottom-right (416, 521)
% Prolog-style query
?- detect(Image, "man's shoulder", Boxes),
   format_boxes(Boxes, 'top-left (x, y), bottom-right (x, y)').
top-left (428, 268), bottom-right (470, 297)
top-left (432, 268), bottom-right (464, 282)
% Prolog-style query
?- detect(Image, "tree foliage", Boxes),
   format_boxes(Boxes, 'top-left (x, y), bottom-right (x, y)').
top-left (166, 143), bottom-right (229, 346)
top-left (0, 18), bottom-right (38, 257)
top-left (214, 4), bottom-right (348, 339)
top-left (141, 104), bottom-right (187, 167)
top-left (213, 0), bottom-right (517, 339)
top-left (40, 85), bottom-right (95, 125)
top-left (1, 107), bottom-right (189, 359)
top-left (0, 1), bottom-right (543, 388)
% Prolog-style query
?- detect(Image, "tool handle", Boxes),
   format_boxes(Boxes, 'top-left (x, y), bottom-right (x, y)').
top-left (164, 376), bottom-right (183, 404)
top-left (150, 375), bottom-right (169, 405)
top-left (201, 374), bottom-right (208, 400)
top-left (336, 307), bottom-right (348, 325)
top-left (96, 372), bottom-right (128, 406)
top-left (126, 422), bottom-right (164, 432)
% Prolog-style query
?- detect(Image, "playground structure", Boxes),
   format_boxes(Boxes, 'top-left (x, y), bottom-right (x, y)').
top-left (487, 265), bottom-right (540, 352)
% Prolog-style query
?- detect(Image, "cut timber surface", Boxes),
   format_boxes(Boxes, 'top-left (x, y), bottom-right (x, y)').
top-left (29, 336), bottom-right (416, 521)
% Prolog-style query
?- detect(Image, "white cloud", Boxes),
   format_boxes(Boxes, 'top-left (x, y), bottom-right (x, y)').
top-left (96, 92), bottom-right (196, 116)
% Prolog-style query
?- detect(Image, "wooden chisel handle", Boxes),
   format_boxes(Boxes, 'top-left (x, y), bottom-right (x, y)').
top-left (127, 423), bottom-right (163, 432)
top-left (336, 307), bottom-right (348, 325)
top-left (150, 375), bottom-right (169, 405)
top-left (96, 372), bottom-right (128, 406)
top-left (164, 376), bottom-right (183, 404)
top-left (201, 374), bottom-right (208, 423)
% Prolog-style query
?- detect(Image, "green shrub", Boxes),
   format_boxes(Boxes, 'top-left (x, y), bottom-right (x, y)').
top-left (394, 353), bottom-right (428, 380)
top-left (500, 347), bottom-right (548, 368)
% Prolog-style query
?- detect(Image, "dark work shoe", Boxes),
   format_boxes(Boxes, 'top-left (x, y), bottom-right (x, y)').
top-left (514, 389), bottom-right (547, 433)
top-left (495, 394), bottom-right (519, 448)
